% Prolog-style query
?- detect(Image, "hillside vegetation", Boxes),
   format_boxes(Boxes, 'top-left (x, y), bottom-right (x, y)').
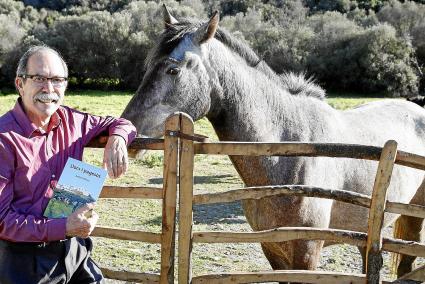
top-left (1, 0), bottom-right (424, 96)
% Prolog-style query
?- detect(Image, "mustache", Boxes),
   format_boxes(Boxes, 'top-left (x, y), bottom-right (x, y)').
top-left (34, 93), bottom-right (61, 101)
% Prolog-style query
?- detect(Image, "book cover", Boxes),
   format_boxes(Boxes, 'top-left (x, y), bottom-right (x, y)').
top-left (44, 157), bottom-right (107, 218)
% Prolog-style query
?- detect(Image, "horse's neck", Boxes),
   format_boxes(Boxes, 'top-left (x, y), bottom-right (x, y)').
top-left (206, 41), bottom-right (329, 143)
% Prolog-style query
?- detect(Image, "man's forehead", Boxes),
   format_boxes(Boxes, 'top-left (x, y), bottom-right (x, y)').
top-left (27, 51), bottom-right (65, 75)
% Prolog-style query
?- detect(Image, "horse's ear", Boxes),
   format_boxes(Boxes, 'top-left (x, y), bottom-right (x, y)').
top-left (162, 4), bottom-right (178, 28)
top-left (195, 11), bottom-right (219, 44)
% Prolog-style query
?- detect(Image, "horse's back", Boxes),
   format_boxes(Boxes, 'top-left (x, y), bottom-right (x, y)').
top-left (329, 99), bottom-right (425, 232)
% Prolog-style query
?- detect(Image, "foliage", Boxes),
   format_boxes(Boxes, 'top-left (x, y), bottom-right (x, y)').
top-left (306, 14), bottom-right (418, 94)
top-left (0, 0), bottom-right (424, 95)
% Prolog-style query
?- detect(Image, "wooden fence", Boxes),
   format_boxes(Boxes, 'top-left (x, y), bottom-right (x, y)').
top-left (175, 113), bottom-right (425, 284)
top-left (87, 114), bottom-right (181, 283)
top-left (88, 112), bottom-right (425, 283)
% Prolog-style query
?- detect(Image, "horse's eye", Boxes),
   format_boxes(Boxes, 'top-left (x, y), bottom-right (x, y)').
top-left (166, 67), bottom-right (180, 75)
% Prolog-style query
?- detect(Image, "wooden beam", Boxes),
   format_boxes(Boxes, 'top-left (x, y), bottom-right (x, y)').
top-left (396, 263), bottom-right (425, 282)
top-left (88, 136), bottom-right (164, 150)
top-left (101, 267), bottom-right (160, 283)
top-left (366, 140), bottom-right (397, 284)
top-left (92, 226), bottom-right (161, 243)
top-left (194, 185), bottom-right (371, 207)
top-left (194, 142), bottom-right (382, 159)
top-left (193, 227), bottom-right (367, 247)
top-left (395, 150), bottom-right (425, 171)
top-left (193, 185), bottom-right (425, 219)
top-left (159, 114), bottom-right (180, 284)
top-left (191, 227), bottom-right (425, 257)
top-left (178, 114), bottom-right (195, 284)
top-left (382, 238), bottom-right (425, 257)
top-left (194, 142), bottom-right (425, 171)
top-left (99, 186), bottom-right (163, 199)
top-left (191, 270), bottom-right (368, 284)
top-left (385, 202), bottom-right (425, 219)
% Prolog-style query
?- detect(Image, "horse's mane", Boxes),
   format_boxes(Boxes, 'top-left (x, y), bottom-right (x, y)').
top-left (145, 19), bottom-right (261, 69)
top-left (146, 18), bottom-right (325, 100)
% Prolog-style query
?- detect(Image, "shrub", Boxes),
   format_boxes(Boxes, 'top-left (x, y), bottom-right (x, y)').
top-left (306, 13), bottom-right (418, 95)
top-left (357, 24), bottom-right (418, 95)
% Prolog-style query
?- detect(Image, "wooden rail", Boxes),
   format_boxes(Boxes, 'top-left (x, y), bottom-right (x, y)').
top-left (366, 141), bottom-right (397, 283)
top-left (192, 270), bottom-right (383, 284)
top-left (92, 227), bottom-right (161, 243)
top-left (194, 142), bottom-right (425, 170)
top-left (193, 185), bottom-right (425, 219)
top-left (99, 185), bottom-right (163, 199)
top-left (178, 114), bottom-right (195, 284)
top-left (159, 114), bottom-right (180, 284)
top-left (101, 267), bottom-right (160, 283)
top-left (88, 136), bottom-right (164, 150)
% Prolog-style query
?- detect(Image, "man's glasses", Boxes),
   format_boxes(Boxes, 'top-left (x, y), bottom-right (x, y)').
top-left (19, 74), bottom-right (68, 87)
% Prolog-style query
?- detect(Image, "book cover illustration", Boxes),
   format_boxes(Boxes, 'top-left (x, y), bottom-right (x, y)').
top-left (44, 157), bottom-right (107, 218)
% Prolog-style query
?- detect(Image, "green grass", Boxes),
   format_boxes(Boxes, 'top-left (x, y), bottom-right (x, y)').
top-left (0, 91), bottom-right (399, 281)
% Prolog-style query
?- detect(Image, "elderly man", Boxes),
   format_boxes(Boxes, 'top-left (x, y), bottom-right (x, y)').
top-left (0, 45), bottom-right (137, 283)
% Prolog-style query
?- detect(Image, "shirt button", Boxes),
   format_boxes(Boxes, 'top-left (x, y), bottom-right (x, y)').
top-left (52, 174), bottom-right (55, 178)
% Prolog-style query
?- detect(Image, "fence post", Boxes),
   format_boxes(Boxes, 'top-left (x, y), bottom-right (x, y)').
top-left (178, 113), bottom-right (195, 284)
top-left (160, 114), bottom-right (180, 284)
top-left (366, 140), bottom-right (398, 284)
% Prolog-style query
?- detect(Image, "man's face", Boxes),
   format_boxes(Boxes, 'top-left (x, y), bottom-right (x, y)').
top-left (15, 51), bottom-right (67, 126)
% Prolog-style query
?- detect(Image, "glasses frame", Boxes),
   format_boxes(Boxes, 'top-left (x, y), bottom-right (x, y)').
top-left (19, 74), bottom-right (68, 87)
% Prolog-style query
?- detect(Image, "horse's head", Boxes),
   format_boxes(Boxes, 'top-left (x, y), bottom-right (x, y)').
top-left (122, 5), bottom-right (220, 137)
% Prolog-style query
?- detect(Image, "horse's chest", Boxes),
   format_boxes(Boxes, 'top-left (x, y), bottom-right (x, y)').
top-left (230, 156), bottom-right (270, 186)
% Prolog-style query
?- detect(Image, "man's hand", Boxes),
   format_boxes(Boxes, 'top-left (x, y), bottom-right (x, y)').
top-left (66, 203), bottom-right (98, 238)
top-left (103, 135), bottom-right (128, 179)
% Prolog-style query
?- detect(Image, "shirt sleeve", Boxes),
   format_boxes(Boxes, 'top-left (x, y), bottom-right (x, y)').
top-left (0, 140), bottom-right (67, 242)
top-left (70, 108), bottom-right (137, 146)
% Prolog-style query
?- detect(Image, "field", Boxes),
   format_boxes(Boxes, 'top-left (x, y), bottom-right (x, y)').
top-left (0, 91), bottom-right (402, 282)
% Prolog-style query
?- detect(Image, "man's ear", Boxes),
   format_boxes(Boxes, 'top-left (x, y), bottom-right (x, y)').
top-left (15, 77), bottom-right (23, 96)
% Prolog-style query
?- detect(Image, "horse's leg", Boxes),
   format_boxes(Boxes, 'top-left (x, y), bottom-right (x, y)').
top-left (394, 185), bottom-right (425, 278)
top-left (242, 195), bottom-right (330, 284)
top-left (357, 246), bottom-right (367, 274)
top-left (261, 240), bottom-right (323, 284)
top-left (394, 215), bottom-right (423, 277)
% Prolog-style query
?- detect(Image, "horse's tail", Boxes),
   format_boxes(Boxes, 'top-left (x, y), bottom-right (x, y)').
top-left (391, 216), bottom-right (403, 276)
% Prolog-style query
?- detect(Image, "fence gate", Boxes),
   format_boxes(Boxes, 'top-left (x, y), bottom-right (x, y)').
top-left (88, 114), bottom-right (181, 283)
top-left (89, 112), bottom-right (425, 283)
top-left (174, 112), bottom-right (425, 284)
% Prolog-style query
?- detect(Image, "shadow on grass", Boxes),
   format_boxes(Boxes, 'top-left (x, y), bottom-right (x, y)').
top-left (193, 202), bottom-right (245, 224)
top-left (140, 201), bottom-right (246, 227)
top-left (148, 174), bottom-right (235, 185)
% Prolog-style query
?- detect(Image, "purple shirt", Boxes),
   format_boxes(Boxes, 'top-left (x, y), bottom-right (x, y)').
top-left (0, 99), bottom-right (136, 242)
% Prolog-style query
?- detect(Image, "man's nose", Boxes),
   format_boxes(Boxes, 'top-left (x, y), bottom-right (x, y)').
top-left (41, 79), bottom-right (55, 92)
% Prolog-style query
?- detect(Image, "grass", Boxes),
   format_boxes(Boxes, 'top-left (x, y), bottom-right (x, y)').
top-left (0, 91), bottom-right (400, 282)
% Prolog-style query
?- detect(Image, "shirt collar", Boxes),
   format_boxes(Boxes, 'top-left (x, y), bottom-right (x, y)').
top-left (11, 98), bottom-right (62, 137)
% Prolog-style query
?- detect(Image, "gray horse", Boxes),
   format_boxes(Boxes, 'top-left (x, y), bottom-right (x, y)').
top-left (122, 7), bottom-right (425, 280)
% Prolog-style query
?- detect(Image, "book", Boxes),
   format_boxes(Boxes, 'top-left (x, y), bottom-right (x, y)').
top-left (44, 157), bottom-right (107, 218)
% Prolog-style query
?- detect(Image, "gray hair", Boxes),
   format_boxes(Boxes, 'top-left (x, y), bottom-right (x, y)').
top-left (16, 45), bottom-right (68, 77)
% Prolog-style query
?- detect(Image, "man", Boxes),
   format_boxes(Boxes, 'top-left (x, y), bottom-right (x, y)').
top-left (0, 45), bottom-right (137, 283)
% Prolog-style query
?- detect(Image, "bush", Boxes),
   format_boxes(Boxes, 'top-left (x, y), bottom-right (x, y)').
top-left (377, 0), bottom-right (425, 36)
top-left (357, 24), bottom-right (418, 95)
top-left (308, 19), bottom-right (418, 95)
top-left (305, 12), bottom-right (362, 89)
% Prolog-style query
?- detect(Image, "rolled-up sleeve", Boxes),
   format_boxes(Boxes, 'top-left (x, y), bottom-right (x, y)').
top-left (67, 107), bottom-right (137, 146)
top-left (0, 141), bottom-right (67, 242)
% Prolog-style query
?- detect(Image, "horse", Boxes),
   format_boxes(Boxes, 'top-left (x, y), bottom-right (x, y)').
top-left (122, 6), bottom-right (425, 281)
